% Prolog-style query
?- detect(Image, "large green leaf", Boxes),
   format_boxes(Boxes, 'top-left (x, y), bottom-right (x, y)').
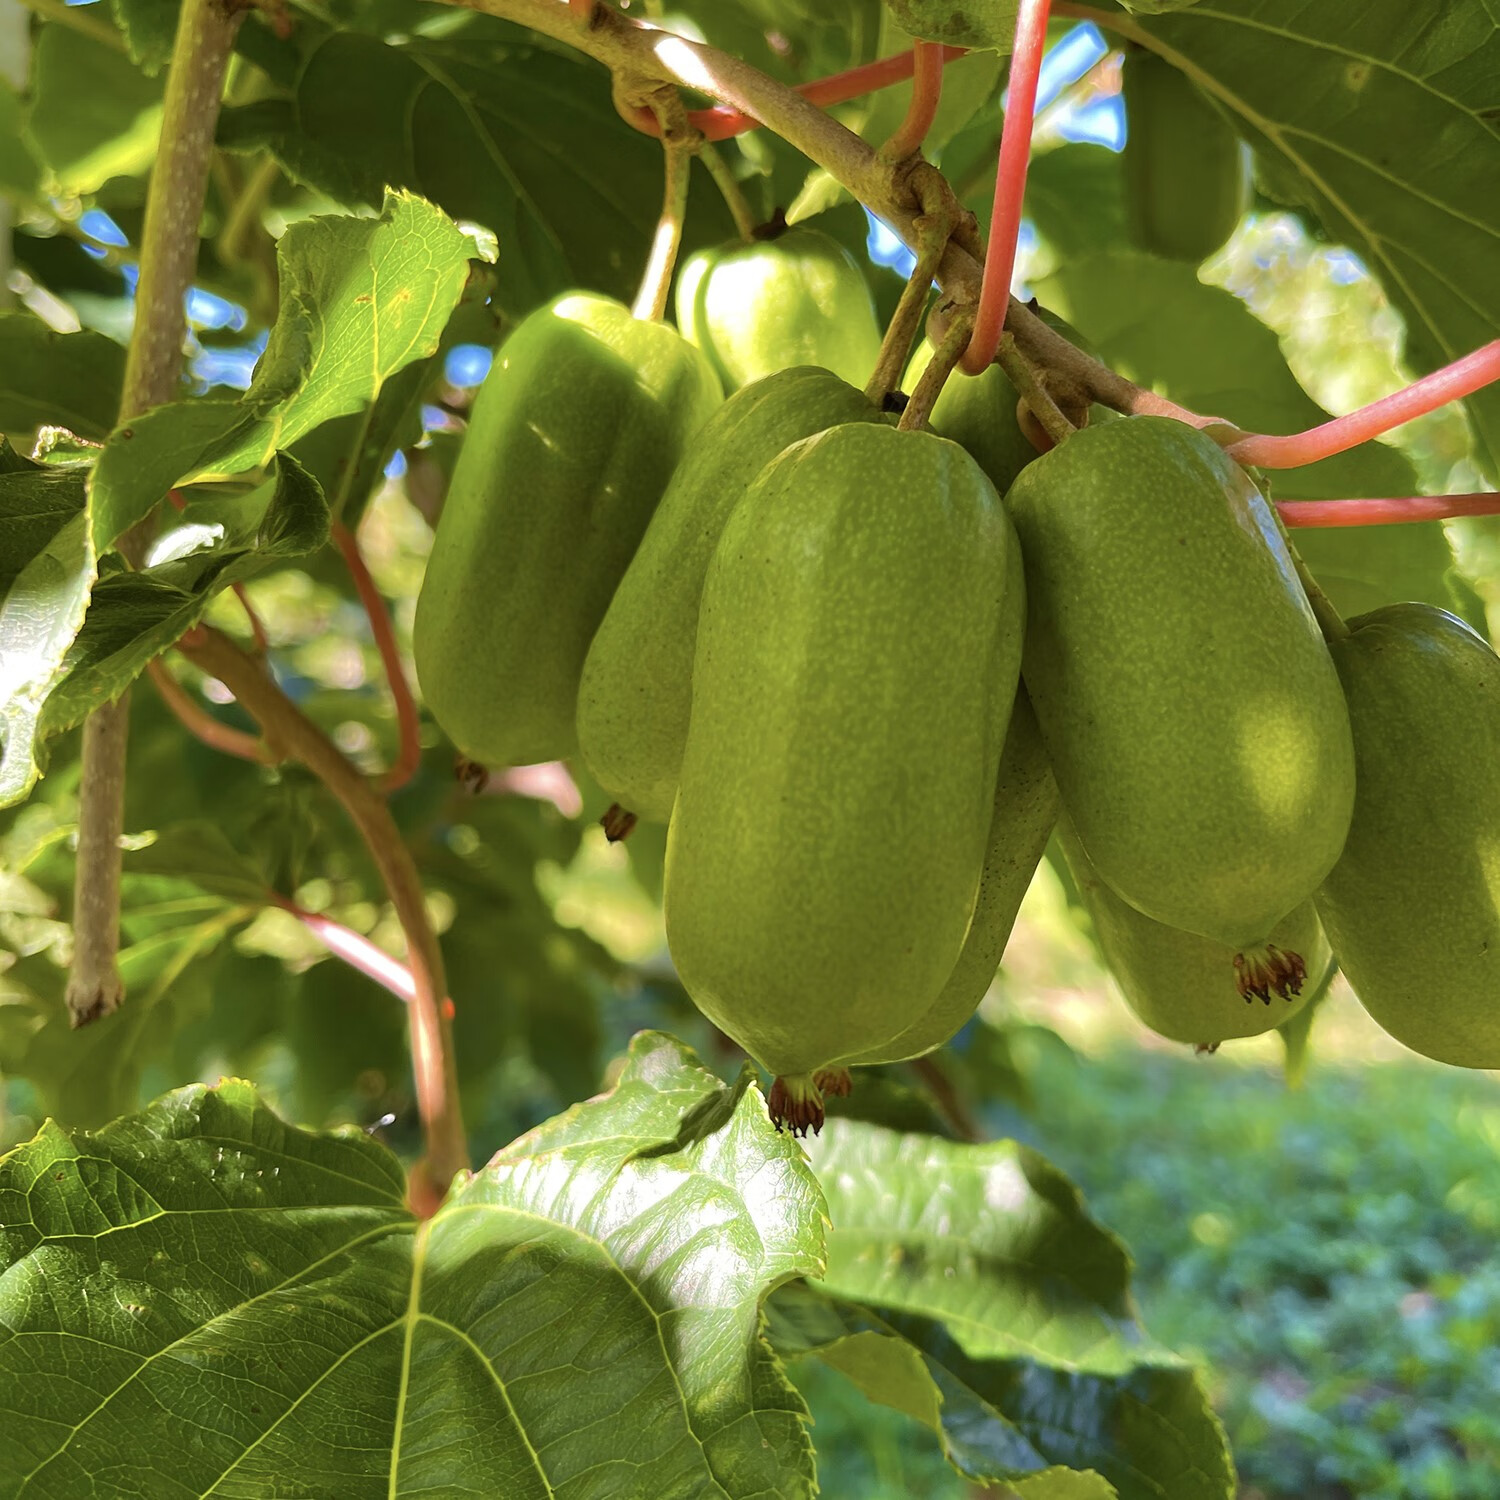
top-left (24, 24), bottom-right (162, 195)
top-left (0, 1035), bottom-right (826, 1497)
top-left (764, 1116), bottom-right (1235, 1497)
top-left (1122, 0), bottom-right (1500, 479)
top-left (218, 25), bottom-right (731, 317)
top-left (0, 451), bottom-right (327, 808)
top-left (807, 1117), bottom-right (1136, 1367)
top-left (1036, 250), bottom-right (1484, 627)
top-left (88, 188), bottom-right (476, 554)
top-left (0, 454), bottom-right (91, 810)
top-left (769, 1282), bottom-right (1230, 1499)
top-left (0, 317), bottom-right (127, 444)
top-left (1, 191), bottom-right (468, 804)
top-left (44, 452), bottom-right (328, 739)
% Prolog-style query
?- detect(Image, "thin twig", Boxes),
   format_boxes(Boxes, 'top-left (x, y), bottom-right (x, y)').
top-left (178, 625), bottom-right (468, 1202)
top-left (231, 582), bottom-right (270, 651)
top-left (995, 333), bottom-right (1077, 445)
top-left (962, 0), bottom-right (1051, 374)
top-left (67, 0), bottom-right (244, 1028)
top-left (330, 520), bottom-right (422, 793)
top-left (898, 312), bottom-right (973, 432)
top-left (864, 211), bottom-right (952, 406)
top-left (879, 39), bottom-right (945, 163)
top-left (148, 660), bottom-right (275, 763)
top-left (631, 88), bottom-right (696, 322)
top-left (1276, 493), bottom-right (1500, 527)
top-left (1289, 545), bottom-right (1350, 641)
top-left (697, 142), bottom-right (757, 242)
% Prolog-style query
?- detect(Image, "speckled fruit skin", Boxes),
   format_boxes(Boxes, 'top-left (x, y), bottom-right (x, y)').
top-left (1122, 51), bottom-right (1247, 263)
top-left (849, 686), bottom-right (1059, 1066)
top-left (664, 423), bottom-right (1022, 1080)
top-left (675, 227), bottom-right (882, 392)
top-left (577, 368), bottom-right (886, 821)
top-left (1058, 812), bottom-right (1327, 1046)
top-left (1316, 604), bottom-right (1500, 1068)
top-left (1005, 416), bottom-right (1355, 951)
top-left (412, 293), bottom-right (720, 768)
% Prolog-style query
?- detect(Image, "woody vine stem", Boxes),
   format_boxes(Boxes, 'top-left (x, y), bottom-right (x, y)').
top-left (68, 0), bottom-right (468, 1205)
top-left (67, 0), bottom-right (245, 1028)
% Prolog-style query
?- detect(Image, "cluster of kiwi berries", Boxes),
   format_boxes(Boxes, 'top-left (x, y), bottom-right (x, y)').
top-left (413, 209), bottom-right (1500, 1134)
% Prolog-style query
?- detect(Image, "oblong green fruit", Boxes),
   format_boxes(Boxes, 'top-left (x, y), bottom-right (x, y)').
top-left (413, 293), bottom-right (720, 767)
top-left (1006, 416), bottom-right (1354, 983)
top-left (1315, 604), bottom-right (1500, 1067)
top-left (1058, 812), bottom-right (1326, 1047)
top-left (848, 686), bottom-right (1059, 1066)
top-left (665, 423), bottom-right (1022, 1125)
top-left (1122, 51), bottom-right (1247, 262)
top-left (675, 226), bottom-right (882, 392)
top-left (577, 367), bottom-right (886, 821)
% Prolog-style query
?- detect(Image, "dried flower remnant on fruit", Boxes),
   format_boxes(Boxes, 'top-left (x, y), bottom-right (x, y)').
top-left (456, 757), bottom-right (488, 794)
top-left (768, 1074), bottom-right (826, 1136)
top-left (813, 1066), bottom-right (853, 1097)
top-left (601, 803), bottom-right (638, 842)
top-left (1234, 943), bottom-right (1307, 1003)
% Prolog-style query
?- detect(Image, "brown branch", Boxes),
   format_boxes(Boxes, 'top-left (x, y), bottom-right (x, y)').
top-left (178, 626), bottom-right (468, 1202)
top-left (449, 0), bottom-right (1216, 429)
top-left (67, 0), bottom-right (245, 1027)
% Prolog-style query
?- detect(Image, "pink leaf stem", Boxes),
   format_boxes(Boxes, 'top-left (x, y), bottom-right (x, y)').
top-left (961, 0), bottom-right (1051, 375)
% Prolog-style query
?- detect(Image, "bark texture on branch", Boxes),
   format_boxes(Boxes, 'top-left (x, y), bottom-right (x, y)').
top-left (66, 0), bottom-right (245, 1026)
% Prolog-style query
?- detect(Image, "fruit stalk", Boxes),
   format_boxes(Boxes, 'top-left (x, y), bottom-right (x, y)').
top-left (631, 88), bottom-right (697, 323)
top-left (697, 142), bottom-right (756, 242)
top-left (961, 0), bottom-right (1052, 374)
top-left (995, 333), bottom-right (1076, 446)
top-left (898, 311), bottom-right (974, 431)
top-left (454, 0), bottom-right (1213, 429)
top-left (864, 208), bottom-right (953, 406)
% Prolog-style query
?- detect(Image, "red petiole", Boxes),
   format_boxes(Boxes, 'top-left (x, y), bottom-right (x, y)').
top-left (962, 0), bottom-right (1051, 374)
top-left (1230, 340), bottom-right (1500, 470)
top-left (1276, 493), bottom-right (1500, 528)
top-left (623, 44), bottom-right (968, 143)
top-left (331, 520), bottom-right (423, 793)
